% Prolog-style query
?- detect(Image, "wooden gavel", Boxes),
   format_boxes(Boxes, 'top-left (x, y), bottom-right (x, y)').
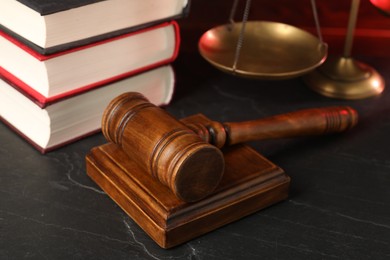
top-left (102, 92), bottom-right (358, 203)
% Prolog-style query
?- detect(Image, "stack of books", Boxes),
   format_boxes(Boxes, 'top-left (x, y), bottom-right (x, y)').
top-left (0, 0), bottom-right (190, 153)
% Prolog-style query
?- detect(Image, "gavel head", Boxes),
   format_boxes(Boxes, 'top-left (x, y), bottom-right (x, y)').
top-left (102, 92), bottom-right (225, 202)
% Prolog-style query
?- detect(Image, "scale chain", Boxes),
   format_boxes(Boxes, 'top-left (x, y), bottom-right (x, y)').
top-left (232, 0), bottom-right (252, 73)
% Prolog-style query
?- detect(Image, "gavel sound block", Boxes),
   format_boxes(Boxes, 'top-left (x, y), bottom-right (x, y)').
top-left (86, 92), bottom-right (358, 248)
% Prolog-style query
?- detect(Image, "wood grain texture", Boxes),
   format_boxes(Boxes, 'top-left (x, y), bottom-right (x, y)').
top-left (101, 92), bottom-right (225, 202)
top-left (86, 114), bottom-right (290, 248)
top-left (189, 106), bottom-right (358, 147)
top-left (101, 92), bottom-right (357, 203)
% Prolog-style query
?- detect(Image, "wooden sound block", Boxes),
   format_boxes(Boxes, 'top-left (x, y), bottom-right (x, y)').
top-left (86, 114), bottom-right (290, 248)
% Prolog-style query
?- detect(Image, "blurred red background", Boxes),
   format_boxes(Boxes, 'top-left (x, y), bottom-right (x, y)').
top-left (178, 0), bottom-right (390, 57)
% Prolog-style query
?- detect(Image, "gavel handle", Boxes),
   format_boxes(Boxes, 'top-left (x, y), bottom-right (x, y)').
top-left (187, 106), bottom-right (358, 148)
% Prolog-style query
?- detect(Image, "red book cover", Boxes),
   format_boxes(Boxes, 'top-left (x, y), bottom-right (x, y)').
top-left (0, 65), bottom-right (176, 153)
top-left (0, 21), bottom-right (181, 107)
top-left (0, 0), bottom-right (190, 54)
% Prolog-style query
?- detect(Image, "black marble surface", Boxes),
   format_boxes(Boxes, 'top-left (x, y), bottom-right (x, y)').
top-left (1, 54), bottom-right (390, 259)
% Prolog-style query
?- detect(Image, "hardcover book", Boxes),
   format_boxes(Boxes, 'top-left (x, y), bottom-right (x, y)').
top-left (0, 65), bottom-right (176, 153)
top-left (0, 21), bottom-right (180, 106)
top-left (0, 0), bottom-right (190, 54)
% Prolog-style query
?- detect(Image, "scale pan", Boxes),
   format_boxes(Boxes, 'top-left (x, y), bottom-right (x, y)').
top-left (199, 21), bottom-right (328, 80)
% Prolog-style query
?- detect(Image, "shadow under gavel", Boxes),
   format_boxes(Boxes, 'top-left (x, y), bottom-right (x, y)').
top-left (102, 92), bottom-right (358, 203)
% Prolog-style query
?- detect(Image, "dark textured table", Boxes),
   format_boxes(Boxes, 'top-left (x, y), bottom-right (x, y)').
top-left (1, 54), bottom-right (389, 259)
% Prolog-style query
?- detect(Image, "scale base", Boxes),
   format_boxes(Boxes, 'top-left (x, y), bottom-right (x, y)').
top-left (86, 114), bottom-right (290, 248)
top-left (304, 57), bottom-right (385, 99)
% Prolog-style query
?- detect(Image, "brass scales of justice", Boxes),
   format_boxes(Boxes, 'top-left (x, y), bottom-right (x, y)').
top-left (86, 0), bottom-right (360, 249)
top-left (198, 0), bottom-right (328, 79)
top-left (198, 0), bottom-right (385, 98)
